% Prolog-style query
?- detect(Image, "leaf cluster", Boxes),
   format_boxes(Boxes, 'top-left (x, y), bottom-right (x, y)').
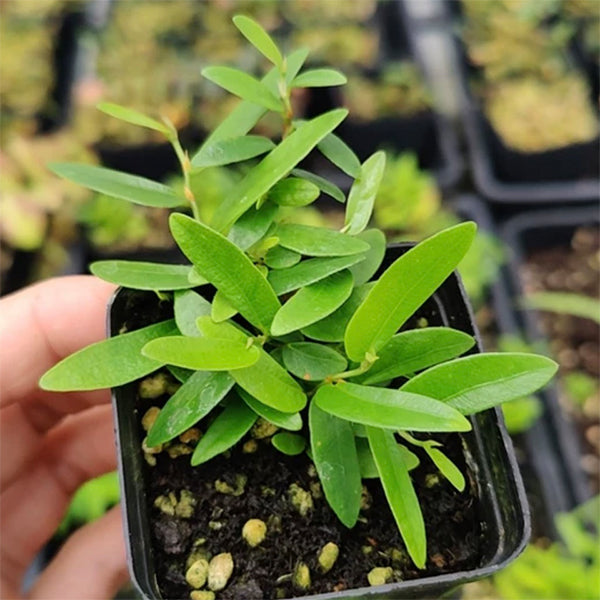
top-left (40, 16), bottom-right (557, 571)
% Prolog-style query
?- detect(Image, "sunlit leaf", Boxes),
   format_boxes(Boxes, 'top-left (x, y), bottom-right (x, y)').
top-left (310, 402), bottom-right (361, 528)
top-left (90, 261), bottom-right (197, 291)
top-left (211, 290), bottom-right (238, 322)
top-left (227, 202), bottom-right (278, 251)
top-left (425, 446), bottom-right (465, 491)
top-left (282, 342), bottom-right (347, 381)
top-left (267, 178), bottom-right (320, 207)
top-left (233, 15), bottom-right (283, 69)
top-left (356, 438), bottom-right (419, 479)
top-left (97, 102), bottom-right (170, 135)
top-left (276, 223), bottom-right (369, 257)
top-left (291, 168), bottom-right (345, 203)
top-left (317, 133), bottom-right (360, 178)
top-left (191, 135), bottom-right (275, 169)
top-left (264, 246), bottom-right (301, 269)
top-left (272, 432), bottom-right (306, 455)
top-left (348, 229), bottom-right (385, 286)
top-left (237, 387), bottom-right (302, 431)
top-left (174, 290), bottom-right (211, 337)
top-left (293, 68), bottom-right (347, 87)
top-left (345, 222), bottom-right (477, 362)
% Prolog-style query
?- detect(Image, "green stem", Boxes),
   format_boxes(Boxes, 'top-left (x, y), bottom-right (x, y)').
top-left (168, 130), bottom-right (202, 222)
top-left (398, 431), bottom-right (435, 449)
top-left (329, 354), bottom-right (378, 382)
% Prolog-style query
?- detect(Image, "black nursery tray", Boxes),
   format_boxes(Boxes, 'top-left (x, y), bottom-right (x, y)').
top-left (500, 206), bottom-right (597, 506)
top-left (110, 245), bottom-right (528, 600)
top-left (451, 18), bottom-right (600, 204)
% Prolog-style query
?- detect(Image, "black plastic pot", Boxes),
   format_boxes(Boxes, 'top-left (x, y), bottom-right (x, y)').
top-left (109, 244), bottom-right (529, 600)
top-left (453, 32), bottom-right (600, 204)
top-left (500, 206), bottom-right (597, 506)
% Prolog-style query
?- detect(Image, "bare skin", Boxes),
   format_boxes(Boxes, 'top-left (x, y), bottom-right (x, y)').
top-left (0, 276), bottom-right (129, 599)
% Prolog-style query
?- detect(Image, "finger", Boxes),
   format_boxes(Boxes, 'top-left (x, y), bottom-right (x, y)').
top-left (0, 406), bottom-right (117, 585)
top-left (0, 276), bottom-right (116, 409)
top-left (29, 506), bottom-right (128, 600)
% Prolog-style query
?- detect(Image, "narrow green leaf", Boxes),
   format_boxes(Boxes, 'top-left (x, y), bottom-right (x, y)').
top-left (310, 402), bottom-right (361, 528)
top-left (170, 213), bottom-right (280, 333)
top-left (142, 336), bottom-right (259, 371)
top-left (147, 371), bottom-right (234, 446)
top-left (265, 246), bottom-right (301, 269)
top-left (282, 342), bottom-right (347, 381)
top-left (284, 47), bottom-right (310, 86)
top-left (168, 366), bottom-right (194, 383)
top-left (425, 446), bottom-right (465, 491)
top-left (348, 229), bottom-right (385, 286)
top-left (399, 445), bottom-right (421, 471)
top-left (302, 283), bottom-right (374, 342)
top-left (524, 291), bottom-right (600, 324)
top-left (344, 151), bottom-right (386, 235)
top-left (227, 202), bottom-right (278, 251)
top-left (211, 109), bottom-right (348, 232)
top-left (267, 178), bottom-right (320, 207)
top-left (361, 328), bottom-right (475, 385)
top-left (39, 320), bottom-right (177, 391)
top-left (211, 290), bottom-right (238, 322)
top-left (49, 163), bottom-right (183, 208)
top-left (97, 102), bottom-right (169, 135)
top-left (345, 222), bottom-right (477, 362)
top-left (314, 382), bottom-right (471, 432)
top-left (272, 432), bottom-right (306, 455)
top-left (356, 438), bottom-right (419, 479)
top-left (237, 387), bottom-right (302, 431)
top-left (191, 135), bottom-right (275, 169)
top-left (90, 261), bottom-right (196, 291)
top-left (174, 290), bottom-right (211, 337)
top-left (276, 223), bottom-right (369, 257)
top-left (271, 270), bottom-right (354, 336)
top-left (268, 255), bottom-right (364, 295)
top-left (401, 353), bottom-right (558, 415)
top-left (188, 268), bottom-right (208, 286)
top-left (195, 315), bottom-right (248, 341)
top-left (317, 133), bottom-right (361, 178)
top-left (293, 68), bottom-right (347, 88)
top-left (191, 396), bottom-right (257, 465)
top-left (233, 15), bottom-right (283, 69)
top-left (367, 426), bottom-right (426, 569)
top-left (232, 349), bottom-right (307, 413)
top-left (202, 66), bottom-right (282, 112)
top-left (292, 168), bottom-right (345, 203)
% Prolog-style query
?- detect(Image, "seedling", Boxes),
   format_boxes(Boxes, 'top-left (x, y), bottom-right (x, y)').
top-left (40, 16), bottom-right (557, 570)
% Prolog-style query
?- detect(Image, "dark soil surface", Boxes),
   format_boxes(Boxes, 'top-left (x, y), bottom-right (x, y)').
top-left (520, 226), bottom-right (600, 492)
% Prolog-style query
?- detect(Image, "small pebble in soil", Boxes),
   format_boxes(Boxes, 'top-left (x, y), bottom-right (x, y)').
top-left (242, 439), bottom-right (258, 453)
top-left (179, 428), bottom-right (201, 444)
top-left (288, 483), bottom-right (313, 517)
top-left (142, 407), bottom-right (161, 431)
top-left (214, 474), bottom-right (247, 496)
top-left (251, 418), bottom-right (279, 439)
top-left (185, 559), bottom-right (209, 589)
top-left (142, 437), bottom-right (163, 455)
top-left (368, 566), bottom-right (393, 586)
top-left (189, 592), bottom-right (215, 600)
top-left (167, 443), bottom-right (193, 459)
top-left (242, 518), bottom-right (267, 547)
top-left (208, 553), bottom-right (234, 591)
top-left (317, 542), bottom-right (339, 573)
top-left (293, 562), bottom-right (311, 591)
top-left (139, 373), bottom-right (170, 399)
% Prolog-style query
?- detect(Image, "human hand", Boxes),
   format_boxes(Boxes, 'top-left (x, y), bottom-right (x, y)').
top-left (0, 276), bottom-right (129, 599)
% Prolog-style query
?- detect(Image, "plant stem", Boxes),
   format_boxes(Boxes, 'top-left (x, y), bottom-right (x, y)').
top-left (329, 354), bottom-right (378, 382)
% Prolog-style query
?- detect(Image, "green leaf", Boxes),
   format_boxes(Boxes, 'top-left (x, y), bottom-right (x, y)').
top-left (291, 168), bottom-right (345, 203)
top-left (399, 445), bottom-right (421, 471)
top-left (268, 255), bottom-right (364, 295)
top-left (211, 290), bottom-right (238, 322)
top-left (188, 268), bottom-right (208, 286)
top-left (265, 246), bottom-right (301, 269)
top-left (232, 349), bottom-right (307, 413)
top-left (345, 222), bottom-right (477, 362)
top-left (276, 223), bottom-right (369, 257)
top-left (191, 396), bottom-right (257, 465)
top-left (344, 151), bottom-right (386, 235)
top-left (361, 328), bottom-right (475, 385)
top-left (142, 336), bottom-right (259, 371)
top-left (356, 438), bottom-right (419, 479)
top-left (227, 202), bottom-right (278, 251)
top-left (97, 102), bottom-right (170, 135)
top-left (425, 446), bottom-right (465, 491)
top-left (147, 371), bottom-right (234, 446)
top-left (90, 261), bottom-right (197, 291)
top-left (211, 109), bottom-right (348, 232)
top-left (348, 229), bottom-right (386, 286)
top-left (202, 66), bottom-right (282, 112)
top-left (367, 426), bottom-right (426, 569)
top-left (282, 342), bottom-right (347, 381)
top-left (174, 290), bottom-right (211, 337)
top-left (302, 283), bottom-right (374, 342)
top-left (267, 178), bottom-right (320, 207)
top-left (271, 270), bottom-right (355, 336)
top-left (49, 163), bottom-right (183, 208)
top-left (237, 387), bottom-right (302, 431)
top-left (310, 402), bottom-right (361, 528)
top-left (285, 47), bottom-right (310, 86)
top-left (401, 353), bottom-right (558, 415)
top-left (168, 366), bottom-right (194, 383)
top-left (293, 68), bottom-right (347, 88)
top-left (314, 382), bottom-right (471, 432)
top-left (272, 432), bottom-right (306, 455)
top-left (39, 320), bottom-right (177, 391)
top-left (195, 315), bottom-right (247, 341)
top-left (170, 213), bottom-right (280, 333)
top-left (524, 291), bottom-right (600, 324)
top-left (317, 133), bottom-right (361, 178)
top-left (233, 15), bottom-right (283, 69)
top-left (191, 135), bottom-right (275, 169)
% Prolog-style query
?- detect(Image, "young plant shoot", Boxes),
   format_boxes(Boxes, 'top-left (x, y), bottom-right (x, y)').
top-left (40, 16), bottom-right (557, 573)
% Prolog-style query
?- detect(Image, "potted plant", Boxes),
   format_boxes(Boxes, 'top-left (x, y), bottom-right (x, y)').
top-left (39, 17), bottom-right (557, 600)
